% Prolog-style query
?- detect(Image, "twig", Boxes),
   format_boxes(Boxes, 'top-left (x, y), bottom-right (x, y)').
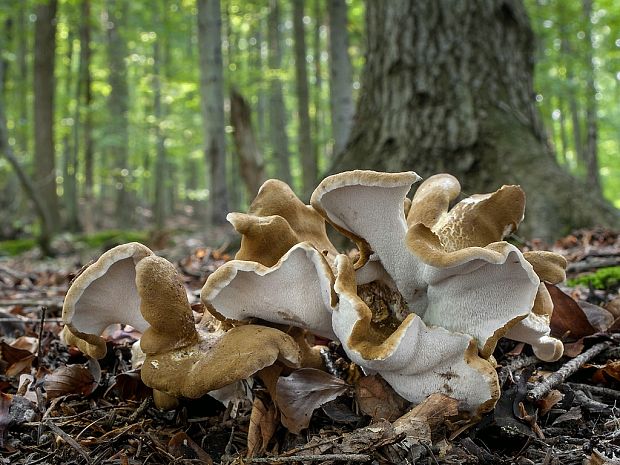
top-left (36, 306), bottom-right (47, 363)
top-left (567, 383), bottom-right (620, 401)
top-left (245, 454), bottom-right (372, 463)
top-left (128, 396), bottom-right (152, 422)
top-left (527, 340), bottom-right (612, 401)
top-left (44, 419), bottom-right (92, 464)
top-left (498, 355), bottom-right (539, 385)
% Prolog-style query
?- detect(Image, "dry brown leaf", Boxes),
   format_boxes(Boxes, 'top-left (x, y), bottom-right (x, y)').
top-left (604, 296), bottom-right (620, 319)
top-left (168, 431), bottom-right (213, 464)
top-left (354, 375), bottom-right (409, 422)
top-left (548, 284), bottom-right (596, 341)
top-left (113, 371), bottom-right (152, 401)
top-left (587, 450), bottom-right (620, 465)
top-left (276, 368), bottom-right (348, 434)
top-left (579, 301), bottom-right (615, 332)
top-left (10, 336), bottom-right (39, 353)
top-left (247, 396), bottom-right (278, 457)
top-left (585, 360), bottom-right (620, 384)
top-left (537, 389), bottom-right (563, 416)
top-left (44, 364), bottom-right (97, 399)
top-left (0, 341), bottom-right (35, 377)
top-left (393, 393), bottom-right (459, 442)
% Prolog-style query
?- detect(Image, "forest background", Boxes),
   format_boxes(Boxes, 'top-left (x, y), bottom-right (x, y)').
top-left (0, 0), bottom-right (618, 255)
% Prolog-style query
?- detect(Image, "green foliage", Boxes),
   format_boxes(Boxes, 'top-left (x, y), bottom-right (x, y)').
top-left (567, 266), bottom-right (620, 289)
top-left (77, 230), bottom-right (149, 249)
top-left (0, 238), bottom-right (37, 256)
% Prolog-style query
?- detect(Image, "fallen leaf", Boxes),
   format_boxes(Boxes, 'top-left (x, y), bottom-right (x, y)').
top-left (579, 301), bottom-right (615, 332)
top-left (247, 396), bottom-right (278, 457)
top-left (321, 400), bottom-right (364, 424)
top-left (275, 368), bottom-right (348, 434)
top-left (44, 364), bottom-right (97, 398)
top-left (168, 431), bottom-right (213, 464)
top-left (537, 389), bottom-right (563, 416)
top-left (552, 406), bottom-right (582, 425)
top-left (355, 375), bottom-right (409, 421)
top-left (587, 450), bottom-right (620, 465)
top-left (393, 393), bottom-right (458, 442)
top-left (10, 336), bottom-right (39, 353)
top-left (548, 284), bottom-right (596, 340)
top-left (585, 360), bottom-right (620, 384)
top-left (17, 375), bottom-right (38, 404)
top-left (113, 372), bottom-right (152, 401)
top-left (0, 341), bottom-right (35, 376)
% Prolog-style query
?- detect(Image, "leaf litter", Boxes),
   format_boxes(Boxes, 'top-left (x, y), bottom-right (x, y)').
top-left (0, 229), bottom-right (619, 464)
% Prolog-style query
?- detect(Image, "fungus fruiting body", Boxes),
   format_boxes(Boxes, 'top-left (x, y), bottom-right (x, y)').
top-left (62, 170), bottom-right (566, 416)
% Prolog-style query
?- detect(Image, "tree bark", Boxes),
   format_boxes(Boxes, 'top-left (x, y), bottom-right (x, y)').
top-left (153, 37), bottom-right (167, 231)
top-left (66, 30), bottom-right (80, 232)
top-left (313, 0), bottom-right (325, 161)
top-left (293, 0), bottom-right (316, 200)
top-left (267, 0), bottom-right (292, 186)
top-left (197, 0), bottom-right (229, 225)
top-left (581, 0), bottom-right (601, 195)
top-left (17, 3), bottom-right (28, 154)
top-left (0, 48), bottom-right (52, 255)
top-left (33, 0), bottom-right (60, 233)
top-left (327, 0), bottom-right (354, 156)
top-left (330, 0), bottom-right (617, 240)
top-left (230, 89), bottom-right (265, 199)
top-left (106, 0), bottom-right (131, 228)
top-left (80, 0), bottom-right (95, 233)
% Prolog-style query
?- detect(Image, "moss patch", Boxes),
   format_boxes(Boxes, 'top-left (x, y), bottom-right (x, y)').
top-left (0, 238), bottom-right (38, 256)
top-left (567, 266), bottom-right (620, 290)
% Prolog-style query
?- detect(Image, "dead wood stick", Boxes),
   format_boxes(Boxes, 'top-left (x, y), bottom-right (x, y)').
top-left (245, 454), bottom-right (372, 463)
top-left (44, 420), bottom-right (92, 464)
top-left (498, 355), bottom-right (539, 385)
top-left (567, 382), bottom-right (620, 401)
top-left (527, 340), bottom-right (612, 401)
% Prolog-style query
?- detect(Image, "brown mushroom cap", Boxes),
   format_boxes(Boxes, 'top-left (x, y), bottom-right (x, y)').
top-left (61, 242), bottom-right (153, 359)
top-left (409, 174), bottom-right (526, 252)
top-left (231, 179), bottom-right (338, 265)
top-left (201, 242), bottom-right (337, 339)
top-left (523, 251), bottom-right (567, 285)
top-left (332, 254), bottom-right (500, 414)
top-left (141, 324), bottom-right (300, 400)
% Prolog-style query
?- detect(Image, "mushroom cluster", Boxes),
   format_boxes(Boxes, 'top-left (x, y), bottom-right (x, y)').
top-left (62, 170), bottom-right (567, 415)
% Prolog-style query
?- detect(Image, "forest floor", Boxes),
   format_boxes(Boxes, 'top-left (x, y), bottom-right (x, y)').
top-left (1, 228), bottom-right (620, 465)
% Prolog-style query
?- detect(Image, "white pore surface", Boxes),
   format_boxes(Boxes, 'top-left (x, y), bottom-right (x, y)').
top-left (332, 289), bottom-right (496, 412)
top-left (421, 245), bottom-right (539, 351)
top-left (318, 184), bottom-right (427, 305)
top-left (207, 245), bottom-right (336, 339)
top-left (71, 257), bottom-right (148, 335)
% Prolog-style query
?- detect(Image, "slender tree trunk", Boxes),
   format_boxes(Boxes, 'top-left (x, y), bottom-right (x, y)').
top-left (327, 0), bottom-right (354, 156)
top-left (33, 0), bottom-right (60, 233)
top-left (253, 26), bottom-right (266, 150)
top-left (0, 49), bottom-right (52, 255)
top-left (557, 96), bottom-right (569, 166)
top-left (81, 0), bottom-right (95, 233)
top-left (17, 3), bottom-right (28, 154)
top-left (313, 0), bottom-right (324, 162)
top-left (61, 33), bottom-right (75, 228)
top-left (153, 38), bottom-right (167, 230)
top-left (558, 17), bottom-right (584, 170)
top-left (582, 0), bottom-right (601, 194)
top-left (67, 30), bottom-right (81, 232)
top-left (330, 1), bottom-right (617, 240)
top-left (230, 89), bottom-right (265, 199)
top-left (267, 0), bottom-right (292, 186)
top-left (293, 0), bottom-right (316, 199)
top-left (197, 0), bottom-right (229, 225)
top-left (106, 0), bottom-right (131, 228)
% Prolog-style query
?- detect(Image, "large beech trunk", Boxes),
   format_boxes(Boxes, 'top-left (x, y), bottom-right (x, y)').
top-left (330, 0), bottom-right (617, 240)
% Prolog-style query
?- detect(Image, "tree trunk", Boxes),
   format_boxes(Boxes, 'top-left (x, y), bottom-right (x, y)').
top-left (66, 30), bottom-right (81, 232)
top-left (313, 0), bottom-right (325, 161)
top-left (153, 38), bottom-right (167, 231)
top-left (327, 0), bottom-right (354, 156)
top-left (230, 89), bottom-right (265, 199)
top-left (33, 0), bottom-right (60, 233)
top-left (581, 0), bottom-right (601, 195)
top-left (197, 0), bottom-right (229, 225)
top-left (81, 0), bottom-right (95, 234)
top-left (17, 3), bottom-right (28, 154)
top-left (0, 49), bottom-right (52, 255)
top-left (557, 96), bottom-right (569, 166)
top-left (293, 0), bottom-right (316, 200)
top-left (106, 0), bottom-right (131, 228)
top-left (267, 0), bottom-right (292, 186)
top-left (330, 0), bottom-right (617, 240)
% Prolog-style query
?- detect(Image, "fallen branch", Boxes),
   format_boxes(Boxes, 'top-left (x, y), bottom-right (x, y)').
top-left (246, 453), bottom-right (372, 463)
top-left (44, 420), bottom-right (92, 464)
top-left (498, 355), bottom-right (539, 386)
top-left (527, 339), bottom-right (613, 401)
top-left (567, 383), bottom-right (620, 401)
